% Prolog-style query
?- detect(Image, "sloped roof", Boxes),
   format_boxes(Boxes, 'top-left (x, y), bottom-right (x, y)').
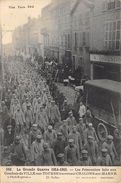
top-left (71, 0), bottom-right (95, 15)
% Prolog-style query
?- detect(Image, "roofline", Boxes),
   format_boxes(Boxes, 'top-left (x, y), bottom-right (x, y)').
top-left (71, 0), bottom-right (95, 15)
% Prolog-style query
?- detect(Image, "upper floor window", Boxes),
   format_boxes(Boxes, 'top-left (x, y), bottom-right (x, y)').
top-left (104, 20), bottom-right (120, 50)
top-left (74, 32), bottom-right (78, 51)
top-left (103, 0), bottom-right (120, 10)
top-left (108, 0), bottom-right (115, 10)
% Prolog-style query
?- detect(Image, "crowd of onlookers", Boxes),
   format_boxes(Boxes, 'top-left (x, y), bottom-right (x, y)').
top-left (0, 56), bottom-right (120, 166)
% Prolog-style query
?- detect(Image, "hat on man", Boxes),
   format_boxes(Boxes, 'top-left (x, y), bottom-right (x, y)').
top-left (51, 100), bottom-right (55, 103)
top-left (68, 111), bottom-right (73, 115)
top-left (82, 150), bottom-right (88, 154)
top-left (88, 135), bottom-right (93, 139)
top-left (68, 139), bottom-right (74, 143)
top-left (107, 135), bottom-right (113, 140)
top-left (27, 103), bottom-right (31, 107)
top-left (88, 123), bottom-right (93, 127)
top-left (32, 124), bottom-right (37, 127)
top-left (57, 132), bottom-right (63, 136)
top-left (36, 135), bottom-right (42, 139)
top-left (15, 136), bottom-right (21, 140)
top-left (101, 148), bottom-right (108, 153)
top-left (7, 125), bottom-right (12, 129)
top-left (57, 153), bottom-right (64, 158)
top-left (48, 125), bottom-right (53, 130)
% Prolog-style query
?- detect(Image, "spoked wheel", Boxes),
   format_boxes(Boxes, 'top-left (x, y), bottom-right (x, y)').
top-left (97, 123), bottom-right (108, 141)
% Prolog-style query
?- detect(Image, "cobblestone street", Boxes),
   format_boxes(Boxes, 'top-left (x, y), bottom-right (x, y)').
top-left (56, 83), bottom-right (76, 105)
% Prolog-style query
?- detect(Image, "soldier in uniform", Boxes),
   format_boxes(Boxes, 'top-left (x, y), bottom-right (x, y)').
top-left (76, 118), bottom-right (86, 145)
top-left (54, 132), bottom-right (66, 159)
top-left (66, 111), bottom-right (77, 133)
top-left (84, 136), bottom-right (98, 165)
top-left (79, 150), bottom-right (92, 166)
top-left (97, 148), bottom-right (112, 166)
top-left (68, 126), bottom-right (82, 152)
top-left (57, 153), bottom-right (69, 166)
top-left (49, 100), bottom-right (61, 128)
top-left (44, 125), bottom-right (57, 148)
top-left (41, 143), bottom-right (57, 166)
top-left (11, 136), bottom-right (26, 166)
top-left (4, 125), bottom-right (14, 146)
top-left (102, 135), bottom-right (118, 165)
top-left (64, 139), bottom-right (80, 165)
top-left (30, 135), bottom-right (44, 165)
top-left (28, 124), bottom-right (41, 148)
top-left (84, 123), bottom-right (99, 145)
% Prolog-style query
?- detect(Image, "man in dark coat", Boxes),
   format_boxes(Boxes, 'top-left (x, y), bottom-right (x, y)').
top-left (60, 100), bottom-right (70, 120)
top-left (54, 132), bottom-right (66, 159)
top-left (57, 153), bottom-right (69, 166)
top-left (11, 136), bottom-right (27, 166)
top-left (41, 143), bottom-right (57, 166)
top-left (64, 139), bottom-right (80, 165)
top-left (4, 125), bottom-right (14, 146)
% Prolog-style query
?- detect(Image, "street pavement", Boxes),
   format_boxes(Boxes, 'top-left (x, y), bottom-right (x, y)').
top-left (56, 83), bottom-right (76, 105)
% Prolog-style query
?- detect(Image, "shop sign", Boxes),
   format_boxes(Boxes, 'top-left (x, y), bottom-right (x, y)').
top-left (90, 54), bottom-right (121, 64)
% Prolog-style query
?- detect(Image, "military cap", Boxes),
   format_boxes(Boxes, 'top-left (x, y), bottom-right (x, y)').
top-left (88, 123), bottom-right (93, 127)
top-left (57, 132), bottom-right (63, 136)
top-left (32, 124), bottom-right (37, 127)
top-left (7, 125), bottom-right (12, 129)
top-left (107, 135), bottom-right (113, 140)
top-left (48, 125), bottom-right (53, 130)
top-left (101, 148), bottom-right (108, 152)
top-left (82, 150), bottom-right (88, 154)
top-left (88, 135), bottom-right (93, 139)
top-left (68, 139), bottom-right (74, 143)
top-left (15, 136), bottom-right (21, 140)
top-left (57, 153), bottom-right (64, 158)
top-left (36, 135), bottom-right (42, 139)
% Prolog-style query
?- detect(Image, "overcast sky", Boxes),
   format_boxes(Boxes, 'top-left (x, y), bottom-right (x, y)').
top-left (0, 0), bottom-right (51, 44)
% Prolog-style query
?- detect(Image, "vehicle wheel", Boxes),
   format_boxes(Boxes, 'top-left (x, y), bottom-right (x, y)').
top-left (97, 123), bottom-right (108, 141)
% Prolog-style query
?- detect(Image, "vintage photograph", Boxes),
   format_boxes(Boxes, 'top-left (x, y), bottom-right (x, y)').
top-left (0, 0), bottom-right (121, 167)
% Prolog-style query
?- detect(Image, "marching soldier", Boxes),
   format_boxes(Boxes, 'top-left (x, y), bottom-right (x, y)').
top-left (41, 143), bottom-right (57, 166)
top-left (102, 135), bottom-right (118, 165)
top-left (97, 148), bottom-right (112, 166)
top-left (64, 139), bottom-right (80, 165)
top-left (79, 150), bottom-right (92, 166)
top-left (30, 135), bottom-right (44, 165)
top-left (57, 153), bottom-right (69, 166)
top-left (84, 136), bottom-right (98, 165)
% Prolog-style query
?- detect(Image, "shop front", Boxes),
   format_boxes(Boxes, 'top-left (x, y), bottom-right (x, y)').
top-left (90, 53), bottom-right (121, 82)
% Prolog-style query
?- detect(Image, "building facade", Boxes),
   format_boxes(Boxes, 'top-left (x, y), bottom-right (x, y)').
top-left (12, 17), bottom-right (42, 58)
top-left (71, 0), bottom-right (94, 76)
top-left (90, 0), bottom-right (121, 81)
top-left (0, 25), bottom-right (2, 84)
top-left (41, 0), bottom-right (76, 63)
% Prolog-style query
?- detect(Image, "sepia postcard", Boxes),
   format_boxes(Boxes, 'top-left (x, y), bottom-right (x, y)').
top-left (0, 0), bottom-right (121, 182)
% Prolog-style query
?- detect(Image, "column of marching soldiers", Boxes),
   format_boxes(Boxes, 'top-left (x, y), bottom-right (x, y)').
top-left (0, 57), bottom-right (119, 166)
